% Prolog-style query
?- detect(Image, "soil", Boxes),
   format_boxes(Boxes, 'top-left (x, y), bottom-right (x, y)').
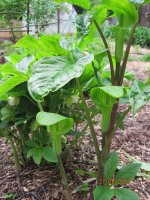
top-left (0, 47), bottom-right (150, 200)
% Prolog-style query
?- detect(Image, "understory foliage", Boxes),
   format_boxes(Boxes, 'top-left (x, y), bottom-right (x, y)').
top-left (0, 0), bottom-right (150, 200)
top-left (104, 25), bottom-right (150, 48)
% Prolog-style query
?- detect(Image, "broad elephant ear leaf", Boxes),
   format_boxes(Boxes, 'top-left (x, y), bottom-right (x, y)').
top-left (28, 52), bottom-right (94, 102)
top-left (55, 0), bottom-right (91, 9)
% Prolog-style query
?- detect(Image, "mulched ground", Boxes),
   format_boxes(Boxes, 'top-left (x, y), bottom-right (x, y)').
top-left (0, 48), bottom-right (150, 200)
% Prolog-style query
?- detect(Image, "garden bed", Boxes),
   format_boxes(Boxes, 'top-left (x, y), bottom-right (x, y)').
top-left (0, 50), bottom-right (150, 200)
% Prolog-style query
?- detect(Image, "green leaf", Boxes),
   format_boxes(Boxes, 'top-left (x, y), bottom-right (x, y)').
top-left (114, 188), bottom-right (140, 200)
top-left (144, 0), bottom-right (150, 3)
top-left (55, 0), bottom-right (91, 9)
top-left (100, 86), bottom-right (124, 98)
top-left (101, 0), bottom-right (138, 27)
top-left (104, 151), bottom-right (119, 179)
top-left (27, 148), bottom-right (42, 165)
top-left (93, 186), bottom-right (114, 200)
top-left (0, 94), bottom-right (8, 101)
top-left (1, 106), bottom-right (13, 121)
top-left (15, 56), bottom-right (34, 74)
top-left (28, 52), bottom-right (94, 101)
top-left (36, 112), bottom-right (73, 135)
top-left (37, 112), bottom-right (67, 126)
top-left (90, 86), bottom-right (124, 132)
top-left (90, 87), bottom-right (116, 132)
top-left (0, 74), bottom-right (27, 97)
top-left (91, 5), bottom-right (107, 25)
top-left (42, 146), bottom-right (58, 163)
top-left (33, 148), bottom-right (43, 165)
top-left (14, 35), bottom-right (68, 57)
top-left (115, 163), bottom-right (141, 181)
top-left (0, 63), bottom-right (21, 75)
top-left (129, 81), bottom-right (150, 115)
top-left (130, 0), bottom-right (144, 4)
top-left (6, 53), bottom-right (24, 64)
top-left (36, 112), bottom-right (73, 155)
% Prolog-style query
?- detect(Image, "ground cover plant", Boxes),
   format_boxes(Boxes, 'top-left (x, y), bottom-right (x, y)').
top-left (0, 0), bottom-right (150, 200)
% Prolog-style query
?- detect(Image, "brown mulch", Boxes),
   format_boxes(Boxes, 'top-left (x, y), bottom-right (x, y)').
top-left (0, 51), bottom-right (150, 200)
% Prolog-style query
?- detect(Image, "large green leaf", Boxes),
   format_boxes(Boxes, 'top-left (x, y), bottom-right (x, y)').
top-left (15, 35), bottom-right (68, 58)
top-left (104, 151), bottom-right (119, 179)
top-left (115, 163), bottom-right (141, 181)
top-left (55, 0), bottom-right (91, 9)
top-left (15, 56), bottom-right (34, 74)
top-left (6, 54), bottom-right (24, 64)
top-left (114, 188), bottom-right (140, 200)
top-left (0, 61), bottom-right (29, 96)
top-left (28, 52), bottom-right (94, 101)
top-left (93, 186), bottom-right (114, 200)
top-left (0, 63), bottom-right (21, 75)
top-left (101, 0), bottom-right (138, 27)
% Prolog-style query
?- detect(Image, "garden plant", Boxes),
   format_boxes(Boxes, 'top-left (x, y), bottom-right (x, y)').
top-left (0, 0), bottom-right (150, 200)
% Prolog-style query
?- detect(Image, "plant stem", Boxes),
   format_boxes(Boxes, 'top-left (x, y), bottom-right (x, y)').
top-left (94, 20), bottom-right (114, 82)
top-left (57, 155), bottom-right (72, 200)
top-left (75, 78), bottom-right (103, 178)
top-left (37, 102), bottom-right (44, 111)
top-left (8, 135), bottom-right (21, 170)
top-left (114, 61), bottom-right (121, 85)
top-left (62, 124), bottom-right (88, 161)
top-left (102, 106), bottom-right (131, 161)
top-left (119, 22), bottom-right (137, 85)
top-left (92, 61), bottom-right (101, 86)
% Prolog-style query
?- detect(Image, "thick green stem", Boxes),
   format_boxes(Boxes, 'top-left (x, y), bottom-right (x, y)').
top-left (8, 135), bottom-right (21, 170)
top-left (57, 155), bottom-right (72, 200)
top-left (37, 102), bottom-right (44, 111)
top-left (75, 78), bottom-right (103, 179)
top-left (114, 61), bottom-right (121, 86)
top-left (101, 103), bottom-right (119, 161)
top-left (94, 20), bottom-right (114, 82)
top-left (119, 22), bottom-right (137, 85)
